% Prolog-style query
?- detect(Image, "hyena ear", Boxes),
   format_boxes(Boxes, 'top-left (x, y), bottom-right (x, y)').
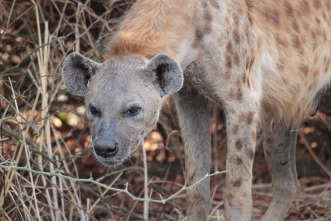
top-left (62, 52), bottom-right (99, 96)
top-left (144, 54), bottom-right (184, 96)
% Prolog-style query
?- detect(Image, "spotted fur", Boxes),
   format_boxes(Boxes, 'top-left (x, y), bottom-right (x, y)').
top-left (63, 0), bottom-right (331, 220)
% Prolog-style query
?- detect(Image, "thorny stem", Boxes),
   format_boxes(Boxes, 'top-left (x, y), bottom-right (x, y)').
top-left (0, 162), bottom-right (227, 204)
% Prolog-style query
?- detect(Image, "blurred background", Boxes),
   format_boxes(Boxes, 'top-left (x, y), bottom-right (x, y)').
top-left (0, 0), bottom-right (330, 220)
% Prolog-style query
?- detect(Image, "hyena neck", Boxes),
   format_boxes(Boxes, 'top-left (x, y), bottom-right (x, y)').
top-left (106, 0), bottom-right (196, 67)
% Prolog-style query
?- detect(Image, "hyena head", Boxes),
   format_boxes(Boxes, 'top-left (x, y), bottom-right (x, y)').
top-left (62, 52), bottom-right (183, 166)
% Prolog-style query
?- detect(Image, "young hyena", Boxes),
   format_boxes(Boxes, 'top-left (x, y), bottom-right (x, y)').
top-left (62, 0), bottom-right (331, 220)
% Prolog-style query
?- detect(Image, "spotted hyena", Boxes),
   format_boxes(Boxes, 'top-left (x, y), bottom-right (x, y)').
top-left (62, 0), bottom-right (331, 220)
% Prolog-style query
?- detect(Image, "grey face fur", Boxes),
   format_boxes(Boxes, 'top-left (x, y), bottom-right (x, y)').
top-left (62, 52), bottom-right (183, 166)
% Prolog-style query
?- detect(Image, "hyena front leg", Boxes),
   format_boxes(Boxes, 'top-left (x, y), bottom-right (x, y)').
top-left (261, 127), bottom-right (300, 221)
top-left (174, 87), bottom-right (211, 221)
top-left (223, 96), bottom-right (258, 221)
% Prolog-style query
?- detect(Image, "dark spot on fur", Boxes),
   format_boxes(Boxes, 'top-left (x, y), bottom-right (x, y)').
top-left (284, 2), bottom-right (293, 17)
top-left (280, 160), bottom-right (288, 166)
top-left (303, 23), bottom-right (309, 31)
top-left (292, 35), bottom-right (301, 49)
top-left (236, 89), bottom-right (243, 100)
top-left (235, 139), bottom-right (243, 150)
top-left (229, 90), bottom-right (235, 99)
top-left (227, 192), bottom-right (234, 199)
top-left (246, 112), bottom-right (254, 124)
top-left (265, 8), bottom-right (280, 25)
top-left (195, 27), bottom-right (204, 40)
top-left (226, 41), bottom-right (233, 54)
top-left (327, 0), bottom-right (331, 10)
top-left (232, 125), bottom-right (239, 135)
top-left (187, 173), bottom-right (195, 184)
top-left (192, 191), bottom-right (205, 202)
top-left (233, 31), bottom-right (240, 44)
top-left (314, 0), bottom-right (321, 9)
top-left (233, 178), bottom-right (242, 187)
top-left (209, 0), bottom-right (220, 9)
top-left (233, 52), bottom-right (240, 66)
top-left (239, 112), bottom-right (246, 121)
top-left (203, 23), bottom-right (212, 35)
top-left (266, 137), bottom-right (273, 144)
top-left (245, 0), bottom-right (254, 9)
top-left (226, 56), bottom-right (232, 69)
top-left (277, 142), bottom-right (285, 149)
top-left (202, 0), bottom-right (207, 8)
top-left (299, 64), bottom-right (309, 76)
top-left (302, 0), bottom-right (310, 13)
top-left (204, 9), bottom-right (212, 22)
top-left (236, 77), bottom-right (241, 86)
top-left (311, 30), bottom-right (316, 40)
top-left (236, 157), bottom-right (243, 164)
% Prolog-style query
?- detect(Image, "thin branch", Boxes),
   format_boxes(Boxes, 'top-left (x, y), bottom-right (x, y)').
top-left (0, 162), bottom-right (226, 204)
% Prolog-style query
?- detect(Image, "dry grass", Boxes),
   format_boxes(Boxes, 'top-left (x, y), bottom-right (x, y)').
top-left (0, 1), bottom-right (331, 221)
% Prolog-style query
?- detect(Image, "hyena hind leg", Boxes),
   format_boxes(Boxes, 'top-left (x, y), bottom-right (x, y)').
top-left (261, 127), bottom-right (300, 221)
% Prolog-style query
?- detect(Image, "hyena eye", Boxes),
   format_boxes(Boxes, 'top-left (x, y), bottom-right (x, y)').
top-left (127, 106), bottom-right (141, 115)
top-left (89, 104), bottom-right (101, 117)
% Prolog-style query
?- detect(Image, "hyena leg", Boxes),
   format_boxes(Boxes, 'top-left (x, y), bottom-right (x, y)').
top-left (261, 127), bottom-right (300, 221)
top-left (223, 100), bottom-right (258, 221)
top-left (174, 88), bottom-right (211, 221)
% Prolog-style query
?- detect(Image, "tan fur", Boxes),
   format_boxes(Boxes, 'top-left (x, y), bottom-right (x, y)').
top-left (107, 0), bottom-right (194, 60)
top-left (108, 0), bottom-right (331, 128)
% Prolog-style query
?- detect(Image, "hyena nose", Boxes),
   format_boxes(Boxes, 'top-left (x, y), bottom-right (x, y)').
top-left (94, 138), bottom-right (119, 158)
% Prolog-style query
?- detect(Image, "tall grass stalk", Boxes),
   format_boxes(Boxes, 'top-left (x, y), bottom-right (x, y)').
top-left (142, 140), bottom-right (149, 220)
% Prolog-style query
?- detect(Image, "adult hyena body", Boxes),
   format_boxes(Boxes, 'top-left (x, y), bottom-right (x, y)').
top-left (62, 0), bottom-right (331, 220)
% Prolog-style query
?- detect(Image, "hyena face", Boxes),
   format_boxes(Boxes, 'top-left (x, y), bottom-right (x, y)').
top-left (62, 53), bottom-right (183, 166)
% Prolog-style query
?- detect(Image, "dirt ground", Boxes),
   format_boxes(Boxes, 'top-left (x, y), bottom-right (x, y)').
top-left (0, 1), bottom-right (330, 220)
